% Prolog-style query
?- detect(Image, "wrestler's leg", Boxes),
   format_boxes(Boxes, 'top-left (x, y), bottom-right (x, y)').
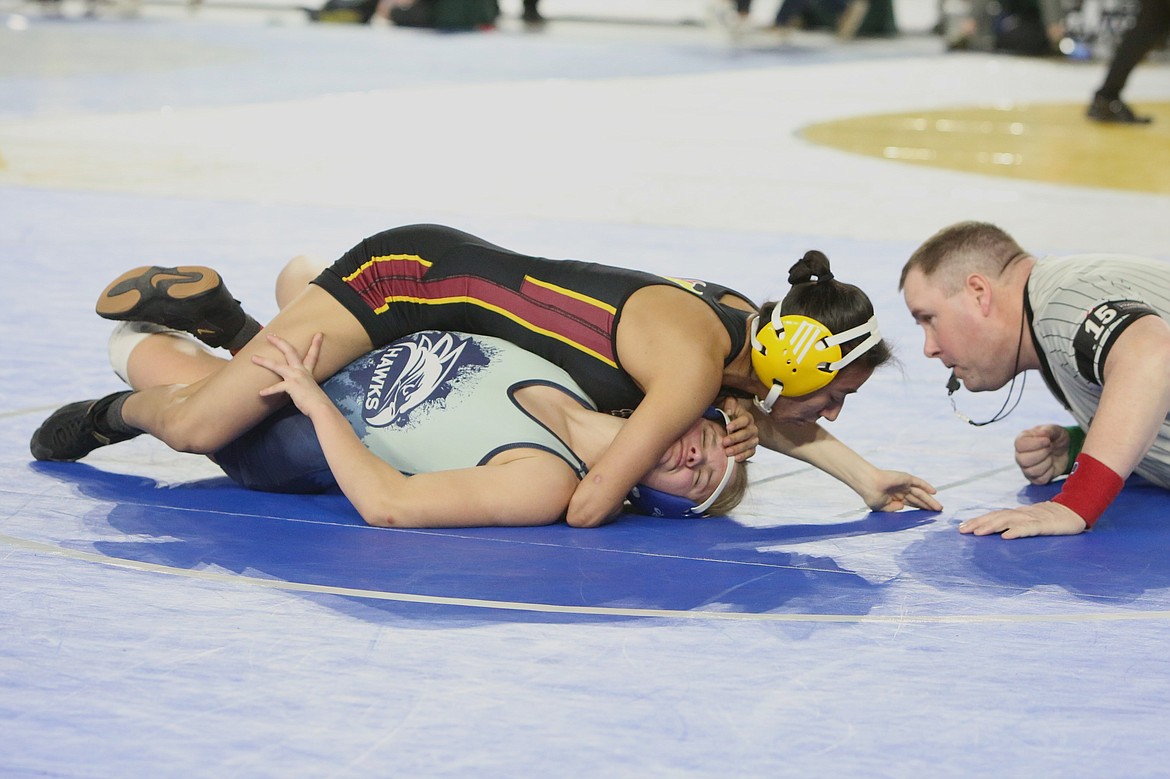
top-left (34, 225), bottom-right (466, 461)
top-left (113, 255), bottom-right (329, 393)
top-left (111, 326), bottom-right (228, 390)
top-left (274, 255), bottom-right (328, 310)
top-left (119, 284), bottom-right (373, 454)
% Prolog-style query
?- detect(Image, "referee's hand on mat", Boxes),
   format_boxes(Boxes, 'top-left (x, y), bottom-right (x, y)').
top-left (958, 502), bottom-right (1086, 540)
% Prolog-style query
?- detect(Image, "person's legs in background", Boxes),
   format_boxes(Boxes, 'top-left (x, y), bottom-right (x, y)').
top-left (522, 0), bottom-right (542, 24)
top-left (1088, 0), bottom-right (1170, 123)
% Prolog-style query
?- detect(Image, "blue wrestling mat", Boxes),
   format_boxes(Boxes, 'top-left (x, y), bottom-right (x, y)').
top-left (5, 185), bottom-right (1170, 777)
top-left (15, 452), bottom-right (1170, 624)
top-left (4, 6), bottom-right (1170, 777)
top-left (5, 186), bottom-right (1170, 779)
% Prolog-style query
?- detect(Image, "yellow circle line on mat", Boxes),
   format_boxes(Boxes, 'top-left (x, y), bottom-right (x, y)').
top-left (800, 102), bottom-right (1170, 194)
top-left (4, 531), bottom-right (1167, 624)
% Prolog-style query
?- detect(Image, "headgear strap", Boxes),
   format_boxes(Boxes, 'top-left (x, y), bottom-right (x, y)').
top-left (750, 312), bottom-right (882, 414)
top-left (626, 408), bottom-right (737, 518)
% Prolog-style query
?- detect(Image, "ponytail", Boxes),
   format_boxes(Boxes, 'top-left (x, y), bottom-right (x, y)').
top-left (765, 250), bottom-right (892, 371)
top-left (787, 250), bottom-right (834, 286)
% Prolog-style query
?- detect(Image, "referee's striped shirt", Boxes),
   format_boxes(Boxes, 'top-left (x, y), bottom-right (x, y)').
top-left (1028, 253), bottom-right (1170, 488)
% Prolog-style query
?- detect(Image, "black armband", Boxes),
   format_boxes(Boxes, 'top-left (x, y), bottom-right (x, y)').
top-left (1073, 301), bottom-right (1157, 385)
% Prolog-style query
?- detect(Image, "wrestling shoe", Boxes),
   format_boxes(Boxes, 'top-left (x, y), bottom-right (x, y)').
top-left (96, 265), bottom-right (246, 349)
top-left (30, 391), bottom-right (139, 462)
top-left (1086, 95), bottom-right (1152, 125)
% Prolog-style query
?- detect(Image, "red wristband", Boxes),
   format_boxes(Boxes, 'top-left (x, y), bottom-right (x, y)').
top-left (1052, 453), bottom-right (1123, 528)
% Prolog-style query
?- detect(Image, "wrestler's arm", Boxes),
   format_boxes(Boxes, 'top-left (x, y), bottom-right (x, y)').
top-left (757, 410), bottom-right (942, 512)
top-left (291, 392), bottom-right (577, 527)
top-left (714, 290), bottom-right (761, 460)
top-left (565, 297), bottom-right (727, 527)
top-left (567, 366), bottom-right (721, 528)
top-left (255, 333), bottom-right (578, 527)
top-left (962, 315), bottom-right (1170, 538)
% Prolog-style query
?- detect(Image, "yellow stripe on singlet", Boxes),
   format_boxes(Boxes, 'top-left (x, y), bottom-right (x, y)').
top-left (663, 276), bottom-right (706, 295)
top-left (524, 276), bottom-right (617, 315)
top-left (376, 293), bottom-right (619, 369)
top-left (341, 253), bottom-right (432, 284)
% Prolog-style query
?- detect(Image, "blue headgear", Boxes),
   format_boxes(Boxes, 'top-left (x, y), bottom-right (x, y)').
top-left (626, 407), bottom-right (738, 518)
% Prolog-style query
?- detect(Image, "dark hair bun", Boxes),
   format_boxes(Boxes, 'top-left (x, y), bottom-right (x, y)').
top-left (787, 250), bottom-right (834, 285)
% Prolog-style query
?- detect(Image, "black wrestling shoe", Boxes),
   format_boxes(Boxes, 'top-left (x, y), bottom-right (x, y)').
top-left (95, 265), bottom-right (246, 349)
top-left (30, 391), bottom-right (140, 462)
top-left (1086, 95), bottom-right (1152, 124)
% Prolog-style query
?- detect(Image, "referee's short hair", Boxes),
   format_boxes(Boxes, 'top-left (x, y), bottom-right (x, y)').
top-left (900, 221), bottom-right (1027, 293)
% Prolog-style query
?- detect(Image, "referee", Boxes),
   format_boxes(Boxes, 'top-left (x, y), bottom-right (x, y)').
top-left (900, 221), bottom-right (1170, 539)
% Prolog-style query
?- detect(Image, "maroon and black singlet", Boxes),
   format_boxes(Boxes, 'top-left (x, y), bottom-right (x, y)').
top-left (312, 224), bottom-right (754, 412)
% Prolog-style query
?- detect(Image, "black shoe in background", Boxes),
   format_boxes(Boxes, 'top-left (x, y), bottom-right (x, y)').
top-left (1087, 95), bottom-right (1153, 124)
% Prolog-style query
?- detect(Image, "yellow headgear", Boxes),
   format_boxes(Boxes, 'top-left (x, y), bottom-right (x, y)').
top-left (750, 311), bottom-right (882, 413)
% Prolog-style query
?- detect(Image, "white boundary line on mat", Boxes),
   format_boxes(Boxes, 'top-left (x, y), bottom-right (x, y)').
top-left (4, 531), bottom-right (1169, 625)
